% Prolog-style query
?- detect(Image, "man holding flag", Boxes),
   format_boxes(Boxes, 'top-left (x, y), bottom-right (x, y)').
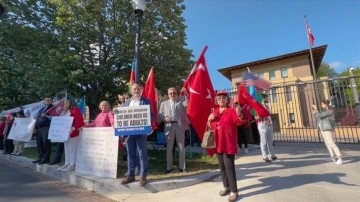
top-left (239, 72), bottom-right (278, 163)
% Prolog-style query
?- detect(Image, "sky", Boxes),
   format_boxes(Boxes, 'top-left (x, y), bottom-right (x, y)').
top-left (182, 0), bottom-right (360, 90)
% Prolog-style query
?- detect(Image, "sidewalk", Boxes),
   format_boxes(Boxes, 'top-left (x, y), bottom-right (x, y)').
top-left (0, 144), bottom-right (219, 195)
top-left (1, 142), bottom-right (360, 202)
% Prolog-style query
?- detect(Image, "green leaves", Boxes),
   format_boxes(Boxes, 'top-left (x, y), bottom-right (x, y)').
top-left (0, 0), bottom-right (192, 116)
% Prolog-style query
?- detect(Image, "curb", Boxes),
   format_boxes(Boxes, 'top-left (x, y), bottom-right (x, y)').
top-left (0, 153), bottom-right (220, 196)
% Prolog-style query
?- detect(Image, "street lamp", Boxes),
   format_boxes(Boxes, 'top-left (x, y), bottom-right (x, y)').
top-left (131, 0), bottom-right (147, 83)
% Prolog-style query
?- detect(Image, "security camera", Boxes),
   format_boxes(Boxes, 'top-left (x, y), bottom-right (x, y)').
top-left (350, 67), bottom-right (354, 72)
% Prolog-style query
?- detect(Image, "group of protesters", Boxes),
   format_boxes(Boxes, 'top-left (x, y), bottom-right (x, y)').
top-left (0, 81), bottom-right (343, 202)
top-left (0, 110), bottom-right (28, 156)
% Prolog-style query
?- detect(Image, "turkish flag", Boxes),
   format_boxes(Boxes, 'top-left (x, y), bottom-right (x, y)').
top-left (47, 100), bottom-right (65, 116)
top-left (238, 85), bottom-right (270, 118)
top-left (142, 67), bottom-right (158, 130)
top-left (183, 46), bottom-right (216, 156)
top-left (306, 21), bottom-right (315, 47)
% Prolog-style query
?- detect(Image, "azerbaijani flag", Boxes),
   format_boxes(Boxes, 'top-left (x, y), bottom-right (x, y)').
top-left (76, 96), bottom-right (86, 115)
top-left (128, 58), bottom-right (135, 94)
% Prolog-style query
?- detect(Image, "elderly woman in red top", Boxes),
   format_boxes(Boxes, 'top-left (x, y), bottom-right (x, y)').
top-left (207, 90), bottom-right (243, 202)
top-left (86, 101), bottom-right (114, 127)
top-left (58, 99), bottom-right (85, 172)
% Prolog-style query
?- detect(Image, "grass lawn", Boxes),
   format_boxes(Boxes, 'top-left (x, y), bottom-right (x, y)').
top-left (23, 144), bottom-right (219, 180)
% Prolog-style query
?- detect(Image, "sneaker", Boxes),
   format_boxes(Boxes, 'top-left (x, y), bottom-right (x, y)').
top-left (244, 148), bottom-right (249, 154)
top-left (335, 158), bottom-right (343, 165)
top-left (228, 192), bottom-right (238, 202)
top-left (62, 165), bottom-right (75, 172)
top-left (219, 187), bottom-right (230, 196)
top-left (58, 164), bottom-right (69, 171)
top-left (271, 156), bottom-right (278, 161)
top-left (331, 156), bottom-right (337, 162)
top-left (263, 157), bottom-right (272, 163)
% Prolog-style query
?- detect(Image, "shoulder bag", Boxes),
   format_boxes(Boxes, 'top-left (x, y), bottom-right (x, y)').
top-left (201, 125), bottom-right (216, 149)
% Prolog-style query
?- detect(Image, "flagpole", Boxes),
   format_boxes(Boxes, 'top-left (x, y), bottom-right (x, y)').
top-left (304, 15), bottom-right (317, 82)
top-left (305, 15), bottom-right (321, 140)
top-left (200, 46), bottom-right (208, 57)
top-left (304, 15), bottom-right (320, 105)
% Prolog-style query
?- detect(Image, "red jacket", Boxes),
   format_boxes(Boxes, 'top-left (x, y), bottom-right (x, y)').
top-left (69, 107), bottom-right (85, 138)
top-left (0, 122), bottom-right (5, 137)
top-left (210, 107), bottom-right (238, 155)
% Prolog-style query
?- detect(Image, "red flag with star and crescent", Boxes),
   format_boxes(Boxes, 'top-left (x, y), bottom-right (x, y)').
top-left (142, 67), bottom-right (158, 130)
top-left (183, 46), bottom-right (216, 156)
top-left (238, 84), bottom-right (270, 118)
top-left (306, 20), bottom-right (315, 47)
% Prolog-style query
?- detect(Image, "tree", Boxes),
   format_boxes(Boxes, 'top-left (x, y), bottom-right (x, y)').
top-left (0, 0), bottom-right (193, 117)
top-left (337, 66), bottom-right (360, 106)
top-left (317, 63), bottom-right (337, 78)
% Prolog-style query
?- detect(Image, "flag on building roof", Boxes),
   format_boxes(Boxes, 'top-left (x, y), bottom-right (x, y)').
top-left (305, 17), bottom-right (315, 47)
top-left (242, 72), bottom-right (271, 91)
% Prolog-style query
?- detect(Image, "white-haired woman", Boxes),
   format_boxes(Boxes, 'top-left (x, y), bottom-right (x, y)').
top-left (86, 101), bottom-right (114, 127)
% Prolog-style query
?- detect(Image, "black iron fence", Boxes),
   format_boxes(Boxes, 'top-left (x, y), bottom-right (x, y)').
top-left (221, 75), bottom-right (360, 144)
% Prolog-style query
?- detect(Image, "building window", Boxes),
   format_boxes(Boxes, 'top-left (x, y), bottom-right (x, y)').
top-left (271, 88), bottom-right (277, 103)
top-left (281, 67), bottom-right (288, 78)
top-left (269, 70), bottom-right (276, 81)
top-left (285, 86), bottom-right (292, 102)
top-left (289, 113), bottom-right (295, 123)
top-left (258, 72), bottom-right (264, 78)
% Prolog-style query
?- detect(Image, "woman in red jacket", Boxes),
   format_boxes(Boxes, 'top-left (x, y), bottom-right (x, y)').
top-left (0, 116), bottom-right (6, 150)
top-left (207, 90), bottom-right (244, 202)
top-left (59, 99), bottom-right (85, 172)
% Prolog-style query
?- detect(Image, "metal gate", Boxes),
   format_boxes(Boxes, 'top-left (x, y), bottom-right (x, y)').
top-left (223, 76), bottom-right (360, 144)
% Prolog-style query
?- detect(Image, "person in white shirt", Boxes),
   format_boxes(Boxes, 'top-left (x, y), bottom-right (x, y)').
top-left (120, 83), bottom-right (152, 186)
top-left (256, 94), bottom-right (277, 163)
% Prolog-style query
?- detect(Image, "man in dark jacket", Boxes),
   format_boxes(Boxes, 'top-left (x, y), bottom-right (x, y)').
top-left (32, 98), bottom-right (53, 164)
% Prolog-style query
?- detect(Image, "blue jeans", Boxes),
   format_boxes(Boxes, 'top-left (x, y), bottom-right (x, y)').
top-left (126, 135), bottom-right (148, 178)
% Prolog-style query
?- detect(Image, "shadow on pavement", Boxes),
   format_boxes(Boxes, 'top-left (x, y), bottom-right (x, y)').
top-left (238, 172), bottom-right (357, 199)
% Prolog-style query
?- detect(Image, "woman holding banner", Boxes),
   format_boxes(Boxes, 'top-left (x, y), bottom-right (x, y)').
top-left (11, 110), bottom-right (26, 156)
top-left (58, 99), bottom-right (85, 172)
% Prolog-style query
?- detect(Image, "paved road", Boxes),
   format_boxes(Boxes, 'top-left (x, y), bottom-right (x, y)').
top-left (105, 143), bottom-right (360, 202)
top-left (0, 158), bottom-right (115, 202)
top-left (1, 143), bottom-right (360, 202)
